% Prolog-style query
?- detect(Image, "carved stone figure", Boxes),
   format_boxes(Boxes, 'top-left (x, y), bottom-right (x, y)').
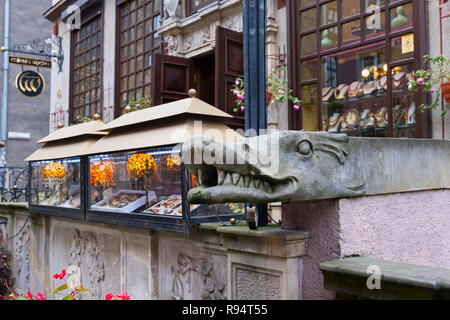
top-left (68, 229), bottom-right (105, 299)
top-left (182, 131), bottom-right (450, 204)
top-left (164, 0), bottom-right (179, 19)
top-left (169, 253), bottom-right (226, 300)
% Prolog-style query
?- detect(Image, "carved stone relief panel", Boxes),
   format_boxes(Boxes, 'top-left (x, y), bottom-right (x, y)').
top-left (160, 239), bottom-right (227, 300)
top-left (14, 221), bottom-right (31, 292)
top-left (52, 227), bottom-right (120, 300)
top-left (233, 264), bottom-right (283, 300)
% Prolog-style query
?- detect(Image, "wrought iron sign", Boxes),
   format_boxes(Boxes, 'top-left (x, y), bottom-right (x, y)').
top-left (1, 36), bottom-right (64, 73)
top-left (15, 70), bottom-right (45, 97)
top-left (8, 56), bottom-right (52, 68)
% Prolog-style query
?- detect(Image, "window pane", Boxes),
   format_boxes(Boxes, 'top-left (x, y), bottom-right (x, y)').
top-left (391, 33), bottom-right (414, 61)
top-left (301, 84), bottom-right (318, 131)
top-left (321, 0), bottom-right (338, 26)
top-left (301, 0), bottom-right (316, 8)
top-left (393, 64), bottom-right (416, 138)
top-left (390, 3), bottom-right (413, 31)
top-left (321, 42), bottom-right (388, 137)
top-left (342, 0), bottom-right (360, 19)
top-left (365, 10), bottom-right (385, 38)
top-left (301, 33), bottom-right (317, 56)
top-left (342, 20), bottom-right (360, 44)
top-left (301, 8), bottom-right (316, 31)
top-left (302, 59), bottom-right (318, 81)
top-left (321, 27), bottom-right (338, 50)
top-left (365, 0), bottom-right (385, 13)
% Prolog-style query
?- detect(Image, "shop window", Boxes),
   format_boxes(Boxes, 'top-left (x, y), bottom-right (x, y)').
top-left (290, 0), bottom-right (426, 138)
top-left (322, 42), bottom-right (388, 137)
top-left (71, 14), bottom-right (102, 122)
top-left (118, 0), bottom-right (162, 113)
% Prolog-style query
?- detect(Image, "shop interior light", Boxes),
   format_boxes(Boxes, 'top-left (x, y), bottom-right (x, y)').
top-left (361, 68), bottom-right (371, 78)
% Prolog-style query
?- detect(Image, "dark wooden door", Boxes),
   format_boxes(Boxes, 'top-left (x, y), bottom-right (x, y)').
top-left (215, 26), bottom-right (244, 129)
top-left (151, 54), bottom-right (196, 105)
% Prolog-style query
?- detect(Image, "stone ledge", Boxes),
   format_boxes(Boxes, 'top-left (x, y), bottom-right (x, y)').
top-left (197, 223), bottom-right (308, 258)
top-left (320, 257), bottom-right (450, 300)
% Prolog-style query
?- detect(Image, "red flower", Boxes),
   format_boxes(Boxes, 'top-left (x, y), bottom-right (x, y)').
top-left (118, 291), bottom-right (130, 300)
top-left (105, 293), bottom-right (114, 300)
top-left (53, 269), bottom-right (66, 280)
top-left (25, 292), bottom-right (33, 299)
top-left (35, 293), bottom-right (46, 300)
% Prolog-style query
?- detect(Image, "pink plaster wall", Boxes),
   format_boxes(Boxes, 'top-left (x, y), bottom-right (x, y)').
top-left (282, 189), bottom-right (450, 300)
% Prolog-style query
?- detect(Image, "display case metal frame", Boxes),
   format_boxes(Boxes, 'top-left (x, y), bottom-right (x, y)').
top-left (28, 157), bottom-right (87, 221)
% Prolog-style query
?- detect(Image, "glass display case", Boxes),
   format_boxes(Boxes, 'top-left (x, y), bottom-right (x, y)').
top-left (86, 145), bottom-right (245, 233)
top-left (26, 120), bottom-right (106, 219)
top-left (29, 158), bottom-right (84, 218)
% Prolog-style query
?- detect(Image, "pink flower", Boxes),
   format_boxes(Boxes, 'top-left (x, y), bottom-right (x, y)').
top-left (233, 90), bottom-right (239, 96)
top-left (293, 105), bottom-right (300, 111)
top-left (25, 292), bottom-right (33, 299)
top-left (35, 293), bottom-right (46, 300)
top-left (240, 106), bottom-right (245, 112)
top-left (417, 78), bottom-right (424, 84)
top-left (431, 88), bottom-right (435, 93)
top-left (136, 104), bottom-right (141, 108)
top-left (237, 94), bottom-right (244, 101)
top-left (105, 293), bottom-right (114, 300)
top-left (235, 80), bottom-right (240, 86)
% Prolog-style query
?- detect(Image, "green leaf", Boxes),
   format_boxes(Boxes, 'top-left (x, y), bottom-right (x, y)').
top-left (52, 283), bottom-right (68, 294)
top-left (62, 296), bottom-right (73, 300)
top-left (75, 287), bottom-right (89, 292)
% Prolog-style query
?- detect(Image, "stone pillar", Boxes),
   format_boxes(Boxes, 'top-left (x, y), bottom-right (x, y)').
top-left (215, 225), bottom-right (307, 300)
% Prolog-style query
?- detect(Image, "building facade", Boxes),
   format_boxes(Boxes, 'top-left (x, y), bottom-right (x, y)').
top-left (44, 0), bottom-right (450, 140)
top-left (0, 0), bottom-right (51, 167)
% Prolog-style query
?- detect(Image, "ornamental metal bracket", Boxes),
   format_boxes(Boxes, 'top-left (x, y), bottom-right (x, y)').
top-left (1, 36), bottom-right (64, 73)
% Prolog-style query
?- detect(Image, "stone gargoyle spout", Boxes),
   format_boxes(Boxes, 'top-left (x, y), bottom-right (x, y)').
top-left (182, 130), bottom-right (450, 204)
top-left (182, 131), bottom-right (367, 204)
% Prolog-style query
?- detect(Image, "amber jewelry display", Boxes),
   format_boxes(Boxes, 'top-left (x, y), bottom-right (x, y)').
top-left (90, 161), bottom-right (115, 202)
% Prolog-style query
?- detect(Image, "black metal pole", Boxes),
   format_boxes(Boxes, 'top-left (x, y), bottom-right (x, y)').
top-left (243, 0), bottom-right (268, 229)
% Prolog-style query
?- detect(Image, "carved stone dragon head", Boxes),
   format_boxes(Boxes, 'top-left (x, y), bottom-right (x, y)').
top-left (182, 131), bottom-right (366, 204)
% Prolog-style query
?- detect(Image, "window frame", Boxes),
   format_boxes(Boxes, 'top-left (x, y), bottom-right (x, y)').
top-left (69, 4), bottom-right (104, 124)
top-left (115, 0), bottom-right (163, 118)
top-left (288, 0), bottom-right (429, 138)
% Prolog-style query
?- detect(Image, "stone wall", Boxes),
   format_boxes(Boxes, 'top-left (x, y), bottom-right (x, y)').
top-left (0, 203), bottom-right (307, 300)
top-left (282, 189), bottom-right (450, 300)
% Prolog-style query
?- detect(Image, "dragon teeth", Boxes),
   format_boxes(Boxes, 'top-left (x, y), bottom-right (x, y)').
top-left (224, 172), bottom-right (233, 185)
top-left (217, 169), bottom-right (226, 185)
top-left (263, 181), bottom-right (272, 193)
top-left (252, 178), bottom-right (262, 189)
top-left (242, 175), bottom-right (251, 187)
top-left (198, 169), bottom-right (204, 185)
top-left (232, 173), bottom-right (241, 185)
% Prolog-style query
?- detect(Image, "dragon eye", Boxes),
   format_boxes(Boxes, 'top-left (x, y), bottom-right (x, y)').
top-left (297, 140), bottom-right (313, 156)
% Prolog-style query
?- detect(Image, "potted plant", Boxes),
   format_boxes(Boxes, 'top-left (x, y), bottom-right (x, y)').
top-left (231, 67), bottom-right (302, 114)
top-left (408, 55), bottom-right (450, 116)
